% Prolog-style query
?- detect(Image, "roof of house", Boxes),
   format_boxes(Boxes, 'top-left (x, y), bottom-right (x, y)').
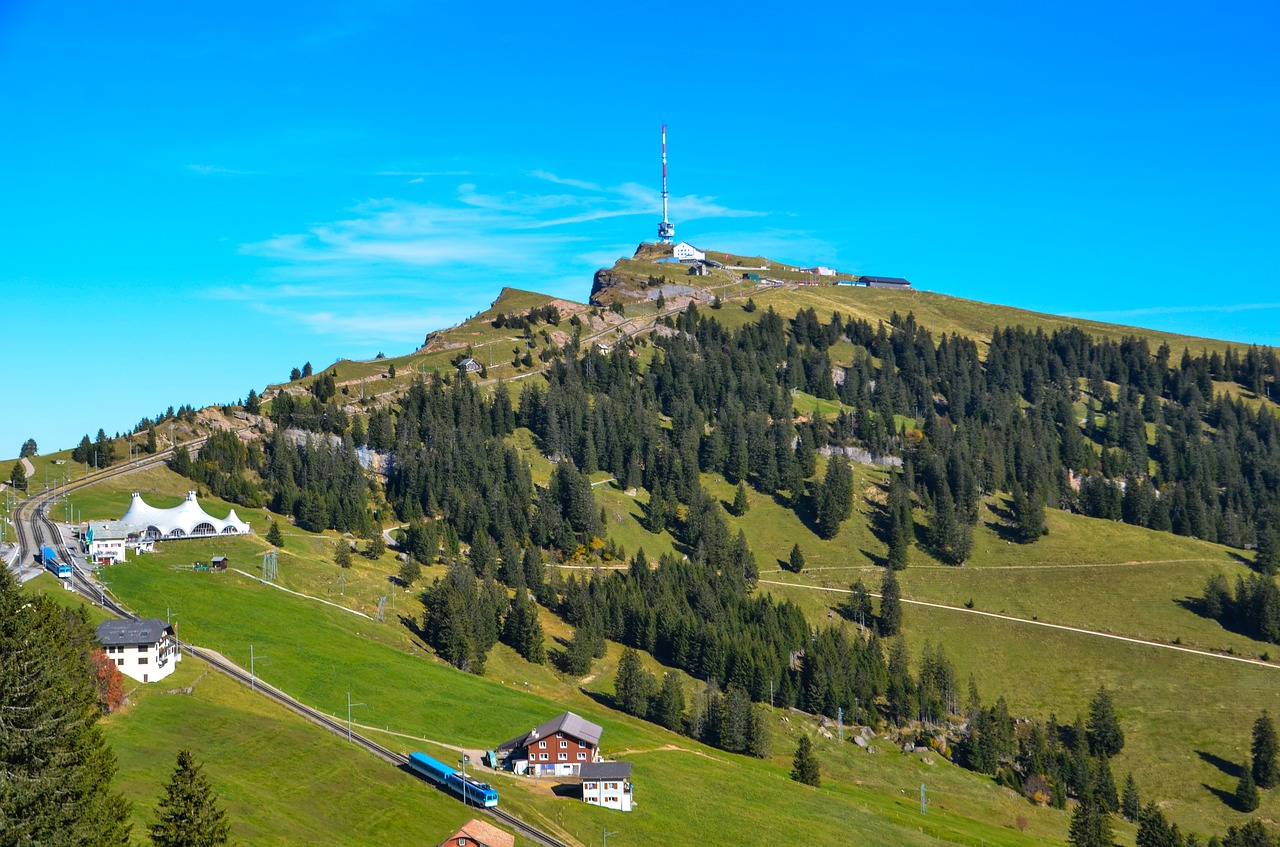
top-left (87, 520), bottom-right (146, 541)
top-left (96, 618), bottom-right (172, 647)
top-left (580, 761), bottom-right (632, 781)
top-left (441, 818), bottom-right (514, 847)
top-left (497, 711), bottom-right (604, 752)
top-left (860, 275), bottom-right (911, 285)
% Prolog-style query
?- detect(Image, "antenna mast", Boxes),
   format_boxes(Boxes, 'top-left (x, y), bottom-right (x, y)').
top-left (658, 123), bottom-right (674, 244)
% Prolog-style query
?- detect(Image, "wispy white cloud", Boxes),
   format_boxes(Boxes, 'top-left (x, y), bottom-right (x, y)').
top-left (234, 171), bottom-right (768, 343)
top-left (376, 170), bottom-right (473, 177)
top-left (1070, 302), bottom-right (1280, 320)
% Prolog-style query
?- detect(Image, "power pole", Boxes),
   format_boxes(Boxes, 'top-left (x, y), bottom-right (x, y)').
top-left (920, 783), bottom-right (927, 815)
top-left (603, 827), bottom-right (619, 847)
top-left (250, 645), bottom-right (268, 691)
top-left (347, 692), bottom-right (365, 742)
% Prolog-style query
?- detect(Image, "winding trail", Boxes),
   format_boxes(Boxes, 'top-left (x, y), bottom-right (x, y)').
top-left (758, 579), bottom-right (1279, 670)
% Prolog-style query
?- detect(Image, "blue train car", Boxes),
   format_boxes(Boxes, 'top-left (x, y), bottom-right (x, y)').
top-left (448, 772), bottom-right (499, 808)
top-left (407, 752), bottom-right (455, 785)
top-left (407, 752), bottom-right (498, 807)
top-left (42, 545), bottom-right (72, 579)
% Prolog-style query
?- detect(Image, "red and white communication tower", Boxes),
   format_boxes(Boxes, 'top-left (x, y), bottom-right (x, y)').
top-left (658, 124), bottom-right (675, 244)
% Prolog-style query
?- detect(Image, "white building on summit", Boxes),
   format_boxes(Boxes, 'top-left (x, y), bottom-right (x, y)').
top-left (120, 490), bottom-right (252, 540)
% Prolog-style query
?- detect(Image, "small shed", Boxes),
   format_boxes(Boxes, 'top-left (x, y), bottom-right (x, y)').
top-left (211, 556), bottom-right (228, 570)
top-left (457, 357), bottom-right (482, 374)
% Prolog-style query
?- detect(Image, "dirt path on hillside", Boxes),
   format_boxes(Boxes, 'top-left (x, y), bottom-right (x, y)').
top-left (758, 580), bottom-right (1280, 670)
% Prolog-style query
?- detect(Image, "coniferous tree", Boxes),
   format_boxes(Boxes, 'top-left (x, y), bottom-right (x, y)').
top-left (244, 388), bottom-right (260, 414)
top-left (653, 672), bottom-right (686, 732)
top-left (1121, 773), bottom-right (1141, 821)
top-left (1093, 754), bottom-right (1119, 812)
top-left (365, 534), bottom-right (386, 560)
top-left (1252, 711), bottom-right (1278, 789)
top-left (732, 482), bottom-right (750, 516)
top-left (878, 567), bottom-right (902, 636)
top-left (614, 647), bottom-right (654, 718)
top-left (788, 543), bottom-right (806, 574)
top-left (1236, 758), bottom-right (1261, 812)
top-left (145, 426), bottom-right (158, 454)
top-left (265, 519), bottom-right (284, 548)
top-left (501, 590), bottom-right (545, 664)
top-left (1067, 797), bottom-right (1113, 847)
top-left (791, 735), bottom-right (821, 787)
top-left (335, 542), bottom-right (352, 569)
top-left (1136, 802), bottom-right (1178, 847)
top-left (19, 437), bottom-right (38, 458)
top-left (1086, 687), bottom-right (1125, 758)
top-left (1011, 482), bottom-right (1048, 543)
top-left (0, 569), bottom-right (133, 845)
top-left (815, 456), bottom-right (854, 539)
top-left (9, 461), bottom-right (26, 490)
top-left (564, 627), bottom-right (596, 676)
top-left (1256, 513), bottom-right (1280, 576)
top-left (149, 750), bottom-right (230, 847)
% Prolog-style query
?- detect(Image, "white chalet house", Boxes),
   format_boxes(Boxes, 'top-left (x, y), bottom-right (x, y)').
top-left (96, 618), bottom-right (180, 683)
top-left (672, 242), bottom-right (705, 262)
top-left (579, 761), bottom-right (633, 812)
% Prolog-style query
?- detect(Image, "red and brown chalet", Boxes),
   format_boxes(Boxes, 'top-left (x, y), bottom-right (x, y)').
top-left (496, 711), bottom-right (603, 777)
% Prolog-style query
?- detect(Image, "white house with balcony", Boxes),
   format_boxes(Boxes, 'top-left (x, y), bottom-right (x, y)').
top-left (96, 618), bottom-right (181, 683)
top-left (579, 761), bottom-right (633, 812)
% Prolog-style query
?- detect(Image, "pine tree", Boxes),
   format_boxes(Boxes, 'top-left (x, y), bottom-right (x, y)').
top-left (1256, 513), bottom-right (1280, 576)
top-left (244, 388), bottom-right (260, 414)
top-left (365, 534), bottom-right (386, 560)
top-left (654, 672), bottom-right (686, 732)
top-left (1086, 686), bottom-right (1125, 758)
top-left (1067, 797), bottom-right (1113, 847)
top-left (145, 426), bottom-right (158, 454)
top-left (732, 482), bottom-right (750, 516)
top-left (565, 627), bottom-right (595, 676)
top-left (334, 542), bottom-right (352, 569)
top-left (1092, 754), bottom-right (1119, 812)
top-left (19, 437), bottom-right (38, 458)
top-left (265, 519), bottom-right (284, 548)
top-left (614, 647), bottom-right (654, 718)
top-left (1236, 757), bottom-right (1261, 812)
top-left (815, 456), bottom-right (854, 539)
top-left (9, 460), bottom-right (26, 489)
top-left (788, 543), bottom-right (805, 574)
top-left (878, 567), bottom-right (902, 636)
top-left (1011, 482), bottom-right (1047, 543)
top-left (501, 590), bottom-right (545, 664)
top-left (1136, 802), bottom-right (1178, 847)
top-left (1121, 773), bottom-right (1140, 821)
top-left (149, 749), bottom-right (230, 847)
top-left (0, 569), bottom-right (133, 845)
top-left (1253, 711), bottom-right (1278, 789)
top-left (791, 735), bottom-right (821, 787)
top-left (644, 485), bottom-right (666, 533)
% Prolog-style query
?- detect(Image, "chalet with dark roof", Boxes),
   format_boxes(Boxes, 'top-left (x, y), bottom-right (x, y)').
top-left (496, 711), bottom-right (603, 776)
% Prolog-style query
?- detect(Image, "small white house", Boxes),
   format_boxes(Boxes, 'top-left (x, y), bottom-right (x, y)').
top-left (672, 242), bottom-right (705, 262)
top-left (96, 618), bottom-right (181, 683)
top-left (580, 761), bottom-right (633, 812)
top-left (85, 520), bottom-right (149, 565)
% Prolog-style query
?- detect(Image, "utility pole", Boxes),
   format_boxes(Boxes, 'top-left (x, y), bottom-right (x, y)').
top-left (838, 706), bottom-right (843, 744)
top-left (460, 754), bottom-right (471, 806)
top-left (347, 692), bottom-right (364, 742)
top-left (920, 783), bottom-right (927, 815)
top-left (603, 827), bottom-right (619, 847)
top-left (250, 645), bottom-right (268, 692)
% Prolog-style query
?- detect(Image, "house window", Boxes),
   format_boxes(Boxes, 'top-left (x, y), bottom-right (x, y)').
top-left (138, 645), bottom-right (147, 652)
top-left (577, 752), bottom-right (586, 761)
top-left (138, 658), bottom-right (148, 665)
top-left (556, 732), bottom-right (563, 738)
top-left (538, 741), bottom-right (546, 749)
top-left (540, 753), bottom-right (548, 761)
top-left (560, 741), bottom-right (567, 748)
top-left (458, 839), bottom-right (468, 846)
top-left (558, 753), bottom-right (567, 761)
top-left (116, 659), bottom-right (124, 666)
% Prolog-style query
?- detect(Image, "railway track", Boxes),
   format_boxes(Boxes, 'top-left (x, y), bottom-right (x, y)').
top-left (13, 441), bottom-right (574, 847)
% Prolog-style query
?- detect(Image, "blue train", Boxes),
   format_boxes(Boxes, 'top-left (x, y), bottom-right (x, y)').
top-left (42, 545), bottom-right (72, 579)
top-left (407, 752), bottom-right (499, 807)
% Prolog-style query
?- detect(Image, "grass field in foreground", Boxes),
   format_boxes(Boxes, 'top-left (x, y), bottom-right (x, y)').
top-left (103, 549), bottom-right (1071, 847)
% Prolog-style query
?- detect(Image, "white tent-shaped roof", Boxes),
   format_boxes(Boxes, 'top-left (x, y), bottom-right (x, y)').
top-left (120, 491), bottom-right (252, 540)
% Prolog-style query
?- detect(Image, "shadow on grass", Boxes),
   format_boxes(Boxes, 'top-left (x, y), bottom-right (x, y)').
top-left (551, 782), bottom-right (582, 799)
top-left (859, 548), bottom-right (889, 568)
top-left (982, 519), bottom-right (1022, 544)
top-left (1196, 749), bottom-right (1242, 780)
top-left (1203, 782), bottom-right (1240, 809)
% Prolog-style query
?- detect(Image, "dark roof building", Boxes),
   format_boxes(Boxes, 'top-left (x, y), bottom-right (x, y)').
top-left (97, 617), bottom-right (171, 647)
top-left (860, 275), bottom-right (912, 289)
top-left (497, 711), bottom-right (603, 777)
top-left (96, 618), bottom-right (180, 683)
top-left (579, 761), bottom-right (632, 781)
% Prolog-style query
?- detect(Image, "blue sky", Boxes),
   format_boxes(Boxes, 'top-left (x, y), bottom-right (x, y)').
top-left (2, 1), bottom-right (1277, 455)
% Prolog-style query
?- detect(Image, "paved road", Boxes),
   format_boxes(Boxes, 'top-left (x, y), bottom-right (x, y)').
top-left (759, 579), bottom-right (1280, 670)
